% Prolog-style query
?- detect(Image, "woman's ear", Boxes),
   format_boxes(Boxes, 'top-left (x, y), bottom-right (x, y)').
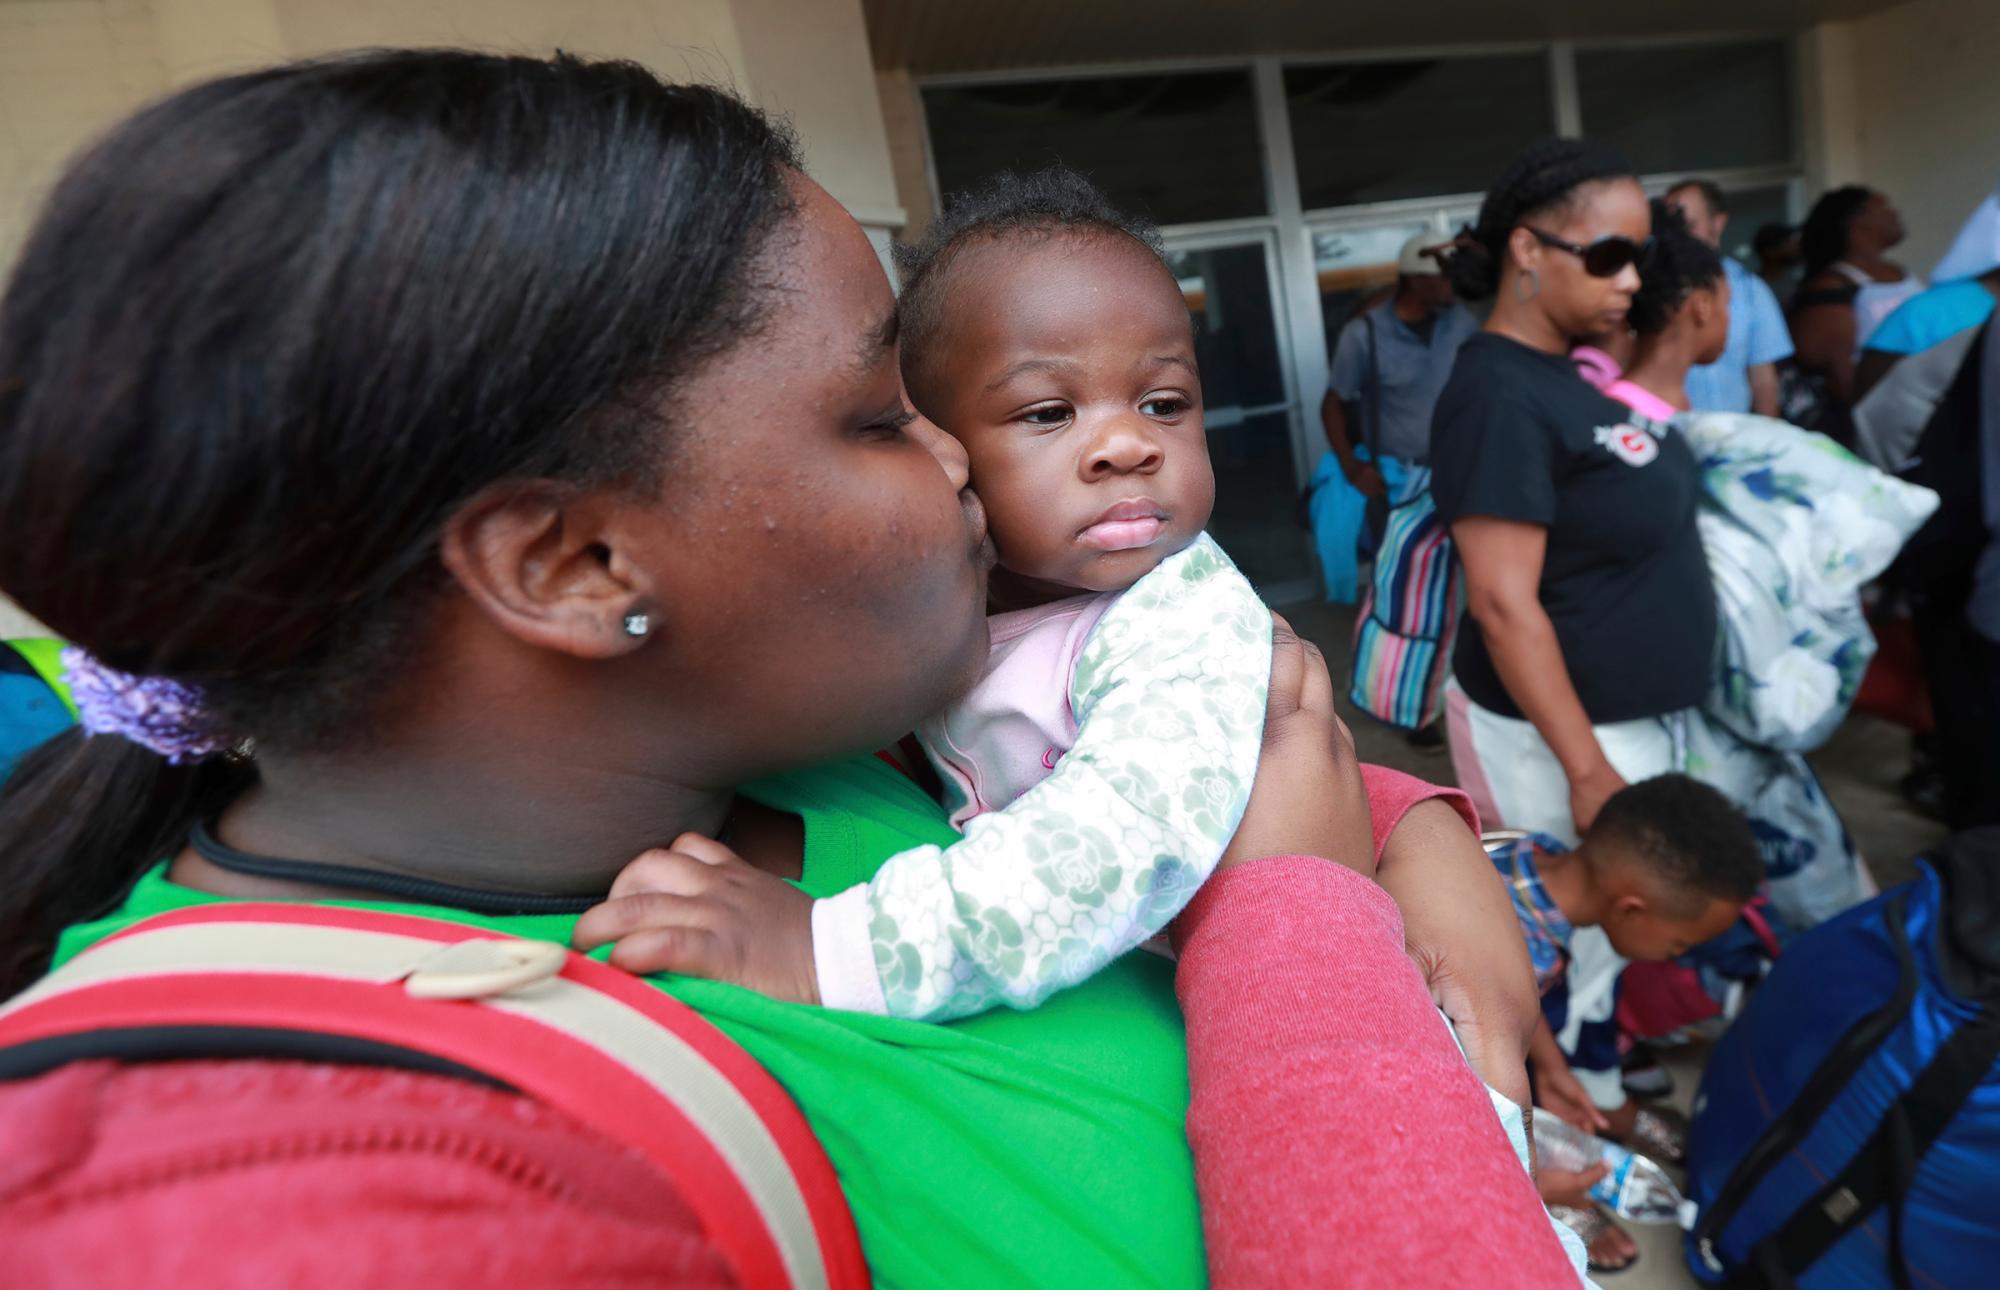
top-left (438, 481), bottom-right (656, 660)
top-left (1505, 225), bottom-right (1544, 277)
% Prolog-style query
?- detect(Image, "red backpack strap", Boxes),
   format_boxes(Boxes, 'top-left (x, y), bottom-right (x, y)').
top-left (0, 904), bottom-right (867, 1290)
top-left (1741, 896), bottom-right (1783, 959)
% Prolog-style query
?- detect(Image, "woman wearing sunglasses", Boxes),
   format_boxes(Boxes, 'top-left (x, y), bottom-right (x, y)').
top-left (1425, 135), bottom-right (1715, 1270)
top-left (1429, 135), bottom-right (1711, 844)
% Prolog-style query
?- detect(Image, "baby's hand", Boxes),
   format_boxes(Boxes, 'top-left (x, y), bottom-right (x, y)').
top-left (1535, 1161), bottom-right (1613, 1210)
top-left (572, 833), bottom-right (819, 1004)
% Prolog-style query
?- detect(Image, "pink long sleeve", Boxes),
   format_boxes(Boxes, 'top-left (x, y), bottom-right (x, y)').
top-left (1172, 772), bottom-right (1572, 1287)
top-left (1356, 762), bottom-right (1480, 861)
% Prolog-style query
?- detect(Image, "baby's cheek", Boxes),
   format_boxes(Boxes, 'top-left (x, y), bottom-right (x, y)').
top-left (990, 522), bottom-right (1063, 580)
top-left (975, 488), bottom-right (1059, 574)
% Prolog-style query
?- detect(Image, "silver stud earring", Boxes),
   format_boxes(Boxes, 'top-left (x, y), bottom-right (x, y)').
top-left (622, 611), bottom-right (651, 639)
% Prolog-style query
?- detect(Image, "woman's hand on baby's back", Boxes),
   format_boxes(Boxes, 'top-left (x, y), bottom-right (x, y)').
top-left (1219, 615), bottom-right (1373, 876)
top-left (573, 833), bottom-right (820, 1004)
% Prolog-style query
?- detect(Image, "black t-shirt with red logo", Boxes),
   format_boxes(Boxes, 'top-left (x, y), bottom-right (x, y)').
top-left (1428, 332), bottom-right (1715, 724)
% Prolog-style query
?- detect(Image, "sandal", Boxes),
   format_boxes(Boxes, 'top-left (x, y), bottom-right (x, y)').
top-left (1549, 1203), bottom-right (1640, 1274)
top-left (1623, 1104), bottom-right (1689, 1166)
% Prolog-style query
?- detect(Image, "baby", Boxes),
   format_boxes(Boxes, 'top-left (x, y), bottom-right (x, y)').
top-left (806, 169), bottom-right (1275, 1020)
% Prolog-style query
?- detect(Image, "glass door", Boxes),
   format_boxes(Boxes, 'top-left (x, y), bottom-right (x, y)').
top-left (1164, 231), bottom-right (1317, 601)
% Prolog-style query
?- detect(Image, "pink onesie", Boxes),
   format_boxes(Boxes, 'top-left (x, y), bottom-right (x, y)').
top-left (916, 593), bottom-right (1114, 828)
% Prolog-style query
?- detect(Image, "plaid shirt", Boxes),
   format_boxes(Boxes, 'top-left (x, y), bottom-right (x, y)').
top-left (1487, 832), bottom-right (1576, 997)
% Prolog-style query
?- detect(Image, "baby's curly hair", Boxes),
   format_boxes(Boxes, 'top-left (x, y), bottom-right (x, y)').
top-left (894, 167), bottom-right (1173, 412)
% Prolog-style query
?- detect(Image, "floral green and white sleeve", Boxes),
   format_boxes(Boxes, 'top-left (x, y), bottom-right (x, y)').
top-left (810, 533), bottom-right (1273, 1021)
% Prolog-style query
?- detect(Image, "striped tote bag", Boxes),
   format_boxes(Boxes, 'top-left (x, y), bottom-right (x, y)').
top-left (1348, 466), bottom-right (1463, 730)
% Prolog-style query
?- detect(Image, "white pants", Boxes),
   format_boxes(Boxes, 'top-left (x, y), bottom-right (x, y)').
top-left (1441, 678), bottom-right (1687, 847)
top-left (1443, 680), bottom-right (1696, 1111)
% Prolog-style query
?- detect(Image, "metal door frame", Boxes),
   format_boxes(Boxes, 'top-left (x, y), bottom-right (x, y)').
top-left (1160, 223), bottom-right (1320, 605)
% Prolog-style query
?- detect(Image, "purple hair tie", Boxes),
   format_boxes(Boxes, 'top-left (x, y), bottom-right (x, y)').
top-left (59, 647), bottom-right (234, 764)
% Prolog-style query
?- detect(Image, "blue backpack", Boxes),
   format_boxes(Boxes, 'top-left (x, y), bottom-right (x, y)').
top-left (1683, 828), bottom-right (2000, 1287)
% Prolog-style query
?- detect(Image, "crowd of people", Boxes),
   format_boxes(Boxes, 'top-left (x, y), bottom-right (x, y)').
top-left (1327, 151), bottom-right (2000, 840)
top-left (1320, 139), bottom-right (1999, 1269)
top-left (0, 45), bottom-right (1990, 1289)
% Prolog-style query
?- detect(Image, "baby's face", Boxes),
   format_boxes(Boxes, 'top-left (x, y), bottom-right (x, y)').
top-left (925, 232), bottom-right (1214, 595)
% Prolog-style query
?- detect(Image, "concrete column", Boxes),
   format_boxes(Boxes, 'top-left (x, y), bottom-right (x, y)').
top-left (733, 0), bottom-right (904, 263)
top-left (1797, 21), bottom-right (1864, 195)
top-left (875, 67), bottom-right (937, 245)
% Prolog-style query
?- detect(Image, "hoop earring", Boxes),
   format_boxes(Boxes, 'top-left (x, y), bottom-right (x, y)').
top-left (1513, 268), bottom-right (1542, 303)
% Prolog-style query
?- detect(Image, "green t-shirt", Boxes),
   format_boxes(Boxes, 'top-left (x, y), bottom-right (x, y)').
top-left (52, 754), bottom-right (1203, 1289)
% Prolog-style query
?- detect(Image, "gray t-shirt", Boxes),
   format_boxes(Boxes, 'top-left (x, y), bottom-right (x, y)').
top-left (1328, 300), bottom-right (1479, 464)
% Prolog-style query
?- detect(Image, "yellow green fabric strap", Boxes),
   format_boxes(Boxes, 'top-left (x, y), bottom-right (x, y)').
top-left (7, 638), bottom-right (77, 719)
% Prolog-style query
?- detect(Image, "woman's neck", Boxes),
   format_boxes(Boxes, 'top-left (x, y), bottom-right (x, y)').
top-left (172, 735), bottom-right (804, 904)
top-left (161, 610), bottom-right (824, 905)
top-left (1484, 289), bottom-right (1570, 356)
top-left (1841, 250), bottom-right (1904, 282)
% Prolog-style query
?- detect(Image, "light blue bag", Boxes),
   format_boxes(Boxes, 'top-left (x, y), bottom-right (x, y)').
top-left (1305, 451), bottom-right (1364, 604)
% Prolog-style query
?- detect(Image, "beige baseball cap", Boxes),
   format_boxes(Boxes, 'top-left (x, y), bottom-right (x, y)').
top-left (1397, 232), bottom-right (1446, 276)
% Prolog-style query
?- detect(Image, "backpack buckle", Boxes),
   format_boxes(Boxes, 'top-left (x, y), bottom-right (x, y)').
top-left (404, 937), bottom-right (567, 1000)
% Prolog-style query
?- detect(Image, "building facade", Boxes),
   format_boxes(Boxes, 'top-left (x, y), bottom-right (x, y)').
top-left (1, 0), bottom-right (1997, 614)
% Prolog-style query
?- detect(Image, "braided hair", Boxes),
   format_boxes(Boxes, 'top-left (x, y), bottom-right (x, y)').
top-left (1800, 185), bottom-right (1872, 278)
top-left (1441, 137), bottom-right (1636, 301)
top-left (1628, 199), bottom-right (1724, 336)
top-left (894, 167), bottom-right (1170, 411)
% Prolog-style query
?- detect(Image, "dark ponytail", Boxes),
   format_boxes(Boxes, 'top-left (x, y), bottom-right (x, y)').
top-left (0, 733), bottom-right (253, 990)
top-left (0, 51), bottom-right (801, 994)
top-left (1629, 199), bottom-right (1725, 336)
top-left (1441, 136), bottom-right (1635, 301)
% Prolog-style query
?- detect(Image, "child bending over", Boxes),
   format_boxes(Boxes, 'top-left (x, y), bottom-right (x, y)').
top-left (1494, 774), bottom-right (1761, 1266)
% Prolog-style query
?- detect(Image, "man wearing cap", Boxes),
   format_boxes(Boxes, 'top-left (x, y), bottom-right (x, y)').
top-left (1320, 232), bottom-right (1477, 506)
top-left (1320, 232), bottom-right (1476, 747)
top-left (1666, 178), bottom-right (1792, 416)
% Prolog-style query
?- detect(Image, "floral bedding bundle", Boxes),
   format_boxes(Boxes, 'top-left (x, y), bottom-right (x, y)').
top-left (1684, 413), bottom-right (1939, 753)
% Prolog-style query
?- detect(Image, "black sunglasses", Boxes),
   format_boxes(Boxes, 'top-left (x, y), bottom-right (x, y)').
top-left (1523, 227), bottom-right (1656, 278)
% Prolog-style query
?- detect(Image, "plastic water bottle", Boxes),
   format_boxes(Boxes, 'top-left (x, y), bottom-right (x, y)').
top-left (1533, 1112), bottom-right (1688, 1224)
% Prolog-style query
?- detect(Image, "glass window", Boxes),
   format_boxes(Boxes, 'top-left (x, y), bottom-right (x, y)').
top-left (1708, 182), bottom-right (1801, 301)
top-left (1285, 56), bottom-right (1554, 211)
top-left (1310, 221), bottom-right (1433, 353)
top-left (1709, 183), bottom-right (1794, 267)
top-left (1165, 242), bottom-right (1316, 589)
top-left (922, 72), bottom-right (1265, 226)
top-left (1577, 42), bottom-right (1793, 175)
